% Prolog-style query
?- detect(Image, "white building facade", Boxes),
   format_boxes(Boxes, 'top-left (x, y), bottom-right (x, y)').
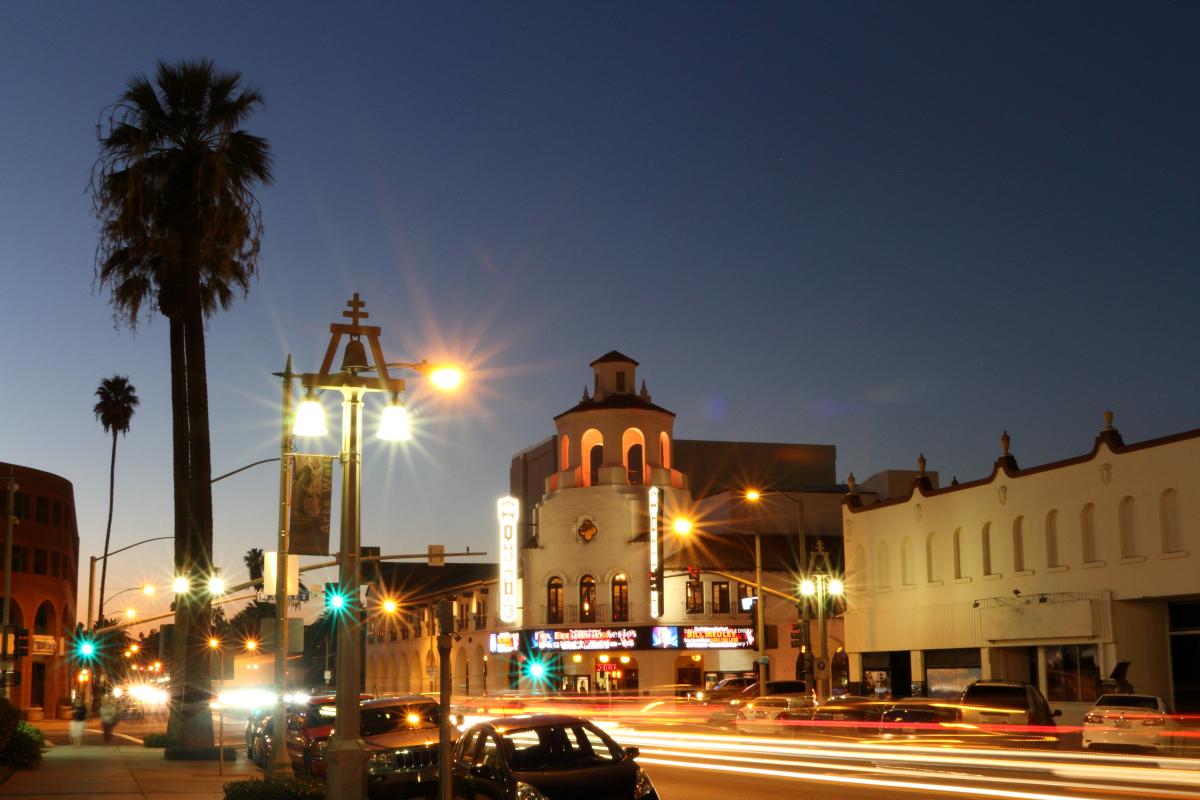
top-left (842, 416), bottom-right (1200, 723)
top-left (365, 352), bottom-right (840, 697)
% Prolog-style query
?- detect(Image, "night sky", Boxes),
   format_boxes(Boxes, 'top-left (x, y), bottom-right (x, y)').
top-left (1, 2), bottom-right (1197, 626)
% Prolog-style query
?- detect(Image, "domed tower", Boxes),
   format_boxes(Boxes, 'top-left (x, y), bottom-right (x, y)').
top-left (549, 351), bottom-right (684, 491)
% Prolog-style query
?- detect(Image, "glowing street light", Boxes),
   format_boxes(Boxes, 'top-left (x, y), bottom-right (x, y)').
top-left (428, 366), bottom-right (464, 392)
top-left (124, 608), bottom-right (137, 619)
top-left (142, 584), bottom-right (156, 596)
top-left (244, 639), bottom-right (258, 653)
top-left (381, 598), bottom-right (398, 615)
top-left (829, 578), bottom-right (845, 596)
top-left (130, 643), bottom-right (140, 653)
top-left (208, 575), bottom-right (226, 596)
top-left (672, 517), bottom-right (694, 536)
top-left (800, 578), bottom-right (816, 597)
top-left (293, 390), bottom-right (327, 437)
top-left (173, 576), bottom-right (190, 594)
top-left (209, 637), bottom-right (221, 650)
top-left (377, 400), bottom-right (412, 442)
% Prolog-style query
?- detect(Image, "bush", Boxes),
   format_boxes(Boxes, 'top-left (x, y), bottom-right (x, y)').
top-left (143, 733), bottom-right (178, 748)
top-left (223, 777), bottom-right (326, 800)
top-left (0, 722), bottom-right (44, 770)
top-left (0, 699), bottom-right (20, 752)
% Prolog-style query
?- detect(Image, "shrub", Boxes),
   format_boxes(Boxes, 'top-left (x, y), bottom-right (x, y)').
top-left (0, 722), bottom-right (44, 770)
top-left (223, 777), bottom-right (326, 800)
top-left (142, 733), bottom-right (177, 748)
top-left (0, 699), bottom-right (20, 752)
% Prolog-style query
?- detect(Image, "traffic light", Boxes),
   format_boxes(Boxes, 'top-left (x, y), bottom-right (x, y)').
top-left (13, 628), bottom-right (28, 658)
top-left (325, 582), bottom-right (349, 614)
top-left (76, 637), bottom-right (97, 660)
top-left (789, 622), bottom-right (804, 648)
top-left (686, 565), bottom-right (699, 581)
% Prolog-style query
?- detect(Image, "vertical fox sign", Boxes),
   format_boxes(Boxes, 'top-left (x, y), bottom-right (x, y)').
top-left (648, 487), bottom-right (664, 618)
top-left (497, 497), bottom-right (520, 624)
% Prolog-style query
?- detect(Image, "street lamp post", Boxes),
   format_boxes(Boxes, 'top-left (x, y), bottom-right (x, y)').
top-left (293, 294), bottom-right (461, 800)
top-left (799, 557), bottom-right (843, 698)
top-left (744, 489), bottom-right (810, 688)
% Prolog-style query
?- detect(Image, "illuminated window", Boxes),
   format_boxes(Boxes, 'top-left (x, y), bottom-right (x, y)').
top-left (547, 577), bottom-right (564, 624)
top-left (736, 581), bottom-right (753, 611)
top-left (611, 575), bottom-right (629, 622)
top-left (659, 432), bottom-right (671, 469)
top-left (1045, 644), bottom-right (1100, 702)
top-left (580, 575), bottom-right (596, 623)
top-left (685, 581), bottom-right (704, 614)
top-left (711, 581), bottom-right (730, 614)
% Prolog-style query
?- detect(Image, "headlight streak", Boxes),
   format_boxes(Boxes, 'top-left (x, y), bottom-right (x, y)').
top-left (635, 755), bottom-right (1104, 800)
top-left (616, 729), bottom-right (1200, 792)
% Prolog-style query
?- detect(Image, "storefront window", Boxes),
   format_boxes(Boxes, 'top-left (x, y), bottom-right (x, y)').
top-left (685, 581), bottom-right (704, 614)
top-left (1045, 644), bottom-right (1100, 702)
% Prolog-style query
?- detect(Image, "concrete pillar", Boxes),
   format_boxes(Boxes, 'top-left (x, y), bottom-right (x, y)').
top-left (848, 652), bottom-right (863, 695)
top-left (910, 650), bottom-right (927, 697)
top-left (980, 646), bottom-right (992, 679)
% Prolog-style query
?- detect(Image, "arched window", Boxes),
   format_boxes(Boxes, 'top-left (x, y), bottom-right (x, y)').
top-left (547, 577), bottom-right (564, 624)
top-left (1012, 516), bottom-right (1026, 572)
top-left (559, 435), bottom-right (570, 471)
top-left (611, 574), bottom-right (629, 621)
top-left (34, 601), bottom-right (55, 636)
top-left (580, 575), bottom-right (596, 623)
top-left (952, 527), bottom-right (964, 579)
top-left (1045, 510), bottom-right (1061, 567)
top-left (876, 542), bottom-right (891, 589)
top-left (925, 532), bottom-right (939, 583)
top-left (581, 429), bottom-right (604, 487)
top-left (1160, 489), bottom-right (1182, 553)
top-left (659, 432), bottom-right (671, 469)
top-left (981, 522), bottom-right (993, 576)
top-left (900, 537), bottom-right (914, 586)
top-left (622, 428), bottom-right (646, 485)
top-left (851, 545), bottom-right (867, 593)
top-left (1119, 496), bottom-right (1137, 558)
top-left (1082, 503), bottom-right (1097, 563)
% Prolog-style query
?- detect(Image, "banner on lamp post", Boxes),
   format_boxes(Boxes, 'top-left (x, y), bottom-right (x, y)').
top-left (288, 454), bottom-right (333, 555)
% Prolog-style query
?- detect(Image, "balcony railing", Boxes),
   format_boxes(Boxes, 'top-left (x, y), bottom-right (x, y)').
top-left (683, 600), bottom-right (735, 620)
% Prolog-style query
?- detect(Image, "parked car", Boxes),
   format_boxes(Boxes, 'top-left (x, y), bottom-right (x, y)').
top-left (734, 695), bottom-right (818, 736)
top-left (452, 714), bottom-right (658, 800)
top-left (694, 676), bottom-right (756, 703)
top-left (958, 681), bottom-right (1060, 728)
top-left (284, 694), bottom-right (374, 775)
top-left (707, 680), bottom-right (810, 728)
top-left (1082, 694), bottom-right (1177, 753)
top-left (876, 700), bottom-right (963, 741)
top-left (807, 696), bottom-right (888, 737)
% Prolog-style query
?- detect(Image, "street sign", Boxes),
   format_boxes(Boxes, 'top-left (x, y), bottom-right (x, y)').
top-left (815, 657), bottom-right (830, 678)
top-left (428, 544), bottom-right (445, 567)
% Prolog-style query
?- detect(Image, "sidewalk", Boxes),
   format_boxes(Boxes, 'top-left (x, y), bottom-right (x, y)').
top-left (0, 740), bottom-right (260, 800)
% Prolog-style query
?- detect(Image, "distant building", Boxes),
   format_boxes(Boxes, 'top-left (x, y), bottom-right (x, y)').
top-left (842, 416), bottom-right (1200, 722)
top-left (0, 463), bottom-right (80, 718)
top-left (366, 352), bottom-right (849, 697)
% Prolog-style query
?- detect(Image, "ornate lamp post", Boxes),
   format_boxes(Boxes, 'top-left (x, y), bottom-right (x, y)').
top-left (292, 294), bottom-right (461, 800)
top-left (799, 542), bottom-right (843, 698)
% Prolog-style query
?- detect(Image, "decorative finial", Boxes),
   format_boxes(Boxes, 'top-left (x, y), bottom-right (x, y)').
top-left (951, 476), bottom-right (959, 486)
top-left (847, 473), bottom-right (857, 492)
top-left (640, 380), bottom-right (650, 401)
top-left (581, 386), bottom-right (590, 402)
top-left (1001, 430), bottom-right (1010, 455)
top-left (1103, 410), bottom-right (1114, 431)
top-left (917, 453), bottom-right (926, 475)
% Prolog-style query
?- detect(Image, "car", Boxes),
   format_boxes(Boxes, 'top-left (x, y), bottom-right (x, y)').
top-left (694, 675), bottom-right (756, 703)
top-left (285, 694), bottom-right (375, 776)
top-left (734, 695), bottom-right (818, 736)
top-left (876, 700), bottom-right (963, 741)
top-left (807, 696), bottom-right (888, 737)
top-left (358, 697), bottom-right (447, 797)
top-left (958, 681), bottom-right (1060, 728)
top-left (707, 680), bottom-right (811, 728)
top-left (247, 711), bottom-right (274, 766)
top-left (452, 714), bottom-right (657, 800)
top-left (1082, 693), bottom-right (1177, 753)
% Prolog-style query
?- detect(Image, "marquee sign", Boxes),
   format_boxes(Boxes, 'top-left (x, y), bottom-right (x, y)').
top-left (490, 625), bottom-right (759, 654)
top-left (529, 628), bottom-right (639, 651)
top-left (497, 496), bottom-right (520, 623)
top-left (648, 487), bottom-right (664, 618)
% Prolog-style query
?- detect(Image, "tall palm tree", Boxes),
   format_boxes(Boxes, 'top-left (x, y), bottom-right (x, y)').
top-left (92, 58), bottom-right (272, 750)
top-left (244, 547), bottom-right (264, 591)
top-left (93, 375), bottom-right (139, 626)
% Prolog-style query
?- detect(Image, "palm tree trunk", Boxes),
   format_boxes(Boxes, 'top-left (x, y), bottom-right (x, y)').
top-left (166, 313), bottom-right (195, 746)
top-left (178, 269), bottom-right (216, 750)
top-left (97, 431), bottom-right (117, 626)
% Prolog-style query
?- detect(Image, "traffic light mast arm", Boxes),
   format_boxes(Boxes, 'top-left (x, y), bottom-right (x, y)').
top-left (690, 568), bottom-right (805, 604)
top-left (93, 593), bottom-right (258, 635)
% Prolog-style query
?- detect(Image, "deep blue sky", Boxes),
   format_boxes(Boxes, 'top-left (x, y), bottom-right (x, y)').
top-left (1, 2), bottom-right (1197, 625)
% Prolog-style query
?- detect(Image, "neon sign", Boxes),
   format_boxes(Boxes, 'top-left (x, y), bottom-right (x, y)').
top-left (497, 496), bottom-right (520, 623)
top-left (488, 631), bottom-right (520, 654)
top-left (682, 625), bottom-right (756, 650)
top-left (648, 487), bottom-right (663, 618)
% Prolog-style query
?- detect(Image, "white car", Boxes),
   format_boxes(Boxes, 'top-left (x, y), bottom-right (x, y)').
top-left (1082, 694), bottom-right (1176, 753)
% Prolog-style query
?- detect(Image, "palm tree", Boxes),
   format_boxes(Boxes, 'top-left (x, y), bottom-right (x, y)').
top-left (93, 375), bottom-right (139, 626)
top-left (92, 58), bottom-right (272, 750)
top-left (244, 547), bottom-right (264, 591)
